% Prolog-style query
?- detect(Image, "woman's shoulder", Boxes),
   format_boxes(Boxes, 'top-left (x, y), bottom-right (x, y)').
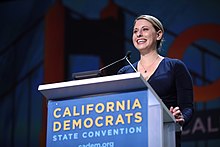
top-left (163, 57), bottom-right (183, 64)
top-left (163, 57), bottom-right (186, 67)
top-left (163, 57), bottom-right (190, 73)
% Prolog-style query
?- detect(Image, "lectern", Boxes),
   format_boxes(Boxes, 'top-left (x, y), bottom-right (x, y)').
top-left (38, 72), bottom-right (177, 147)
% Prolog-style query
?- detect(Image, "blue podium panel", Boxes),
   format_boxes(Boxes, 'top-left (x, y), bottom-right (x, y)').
top-left (47, 90), bottom-right (148, 147)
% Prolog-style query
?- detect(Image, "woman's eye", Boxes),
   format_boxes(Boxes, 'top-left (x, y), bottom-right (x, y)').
top-left (133, 30), bottom-right (138, 33)
top-left (143, 28), bottom-right (148, 31)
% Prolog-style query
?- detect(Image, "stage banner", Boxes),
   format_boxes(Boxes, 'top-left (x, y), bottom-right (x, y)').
top-left (182, 108), bottom-right (220, 141)
top-left (47, 90), bottom-right (148, 147)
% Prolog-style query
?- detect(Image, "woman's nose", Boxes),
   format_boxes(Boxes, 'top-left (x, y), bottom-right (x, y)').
top-left (137, 30), bottom-right (143, 37)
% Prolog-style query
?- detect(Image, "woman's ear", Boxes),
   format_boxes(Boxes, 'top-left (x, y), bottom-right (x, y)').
top-left (156, 30), bottom-right (163, 40)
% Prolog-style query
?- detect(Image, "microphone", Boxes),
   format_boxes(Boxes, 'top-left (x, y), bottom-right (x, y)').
top-left (99, 51), bottom-right (132, 72)
top-left (125, 52), bottom-right (138, 72)
top-left (73, 51), bottom-right (133, 80)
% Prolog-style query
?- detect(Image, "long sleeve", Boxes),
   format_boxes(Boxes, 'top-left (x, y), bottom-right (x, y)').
top-left (174, 59), bottom-right (194, 127)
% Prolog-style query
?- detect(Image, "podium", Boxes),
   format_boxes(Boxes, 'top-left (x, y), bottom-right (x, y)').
top-left (38, 72), bottom-right (177, 147)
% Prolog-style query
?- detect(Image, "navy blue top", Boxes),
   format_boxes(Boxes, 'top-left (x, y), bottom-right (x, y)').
top-left (118, 57), bottom-right (194, 127)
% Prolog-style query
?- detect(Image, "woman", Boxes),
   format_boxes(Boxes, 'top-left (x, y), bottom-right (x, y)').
top-left (118, 15), bottom-right (194, 147)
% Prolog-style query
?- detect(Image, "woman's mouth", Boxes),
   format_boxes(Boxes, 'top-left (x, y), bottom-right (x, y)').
top-left (137, 39), bottom-right (147, 44)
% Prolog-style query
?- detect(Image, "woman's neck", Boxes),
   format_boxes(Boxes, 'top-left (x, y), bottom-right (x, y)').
top-left (140, 50), bottom-right (159, 66)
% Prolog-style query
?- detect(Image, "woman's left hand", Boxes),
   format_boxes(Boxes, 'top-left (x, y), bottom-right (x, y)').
top-left (170, 106), bottom-right (185, 126)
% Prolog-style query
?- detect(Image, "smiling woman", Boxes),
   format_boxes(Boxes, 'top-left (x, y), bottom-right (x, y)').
top-left (118, 14), bottom-right (194, 147)
top-left (133, 15), bottom-right (164, 53)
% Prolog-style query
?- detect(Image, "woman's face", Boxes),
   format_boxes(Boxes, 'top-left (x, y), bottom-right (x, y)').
top-left (132, 19), bottom-right (161, 52)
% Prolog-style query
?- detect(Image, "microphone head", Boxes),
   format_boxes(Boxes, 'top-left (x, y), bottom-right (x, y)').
top-left (126, 51), bottom-right (132, 59)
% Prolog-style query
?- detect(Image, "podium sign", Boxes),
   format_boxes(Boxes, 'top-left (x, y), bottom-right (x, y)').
top-left (39, 73), bottom-right (176, 147)
top-left (47, 90), bottom-right (148, 147)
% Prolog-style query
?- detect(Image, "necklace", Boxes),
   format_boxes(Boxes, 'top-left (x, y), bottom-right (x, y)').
top-left (139, 55), bottom-right (159, 73)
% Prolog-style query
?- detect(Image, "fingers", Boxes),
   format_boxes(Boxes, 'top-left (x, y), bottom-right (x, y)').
top-left (176, 117), bottom-right (185, 122)
top-left (169, 106), bottom-right (174, 112)
top-left (172, 106), bottom-right (180, 112)
top-left (170, 106), bottom-right (181, 116)
top-left (170, 106), bottom-right (185, 125)
top-left (172, 109), bottom-right (181, 117)
top-left (176, 117), bottom-right (185, 126)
